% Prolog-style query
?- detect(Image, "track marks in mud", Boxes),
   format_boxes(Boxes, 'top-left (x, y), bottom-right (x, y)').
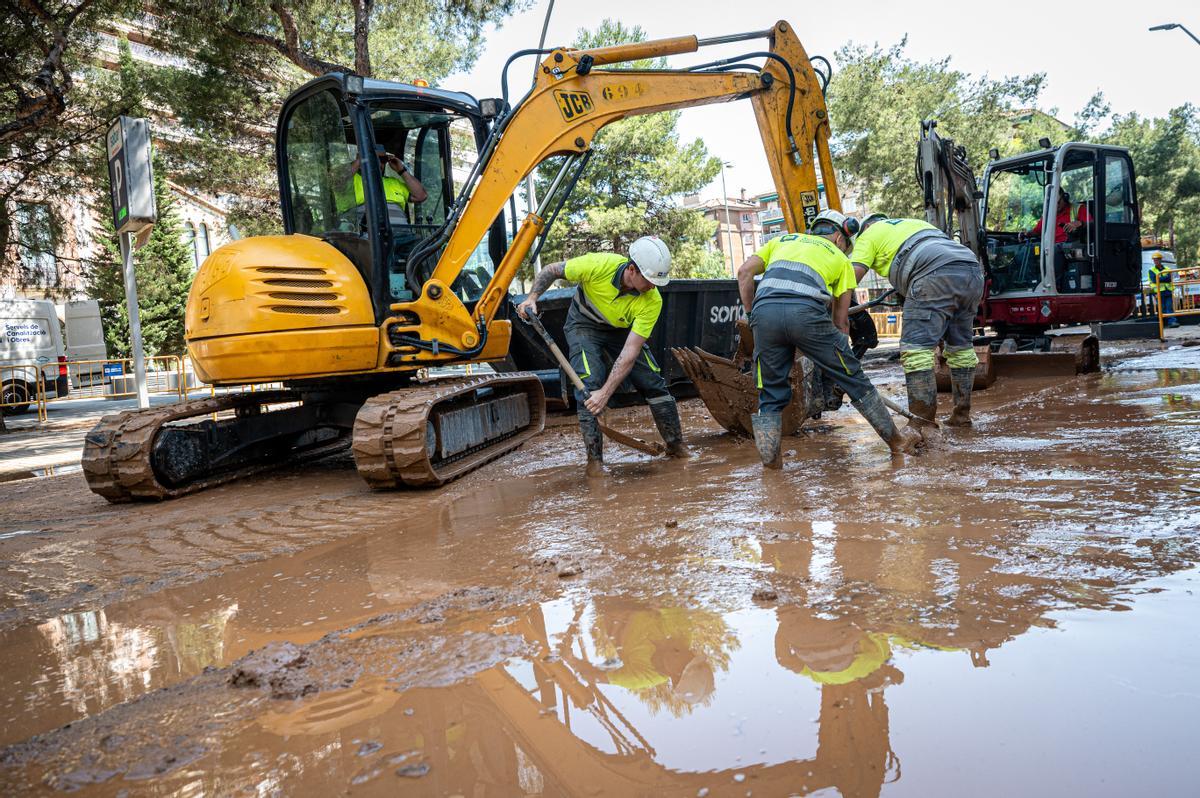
top-left (0, 587), bottom-right (533, 793)
top-left (0, 489), bottom-right (436, 629)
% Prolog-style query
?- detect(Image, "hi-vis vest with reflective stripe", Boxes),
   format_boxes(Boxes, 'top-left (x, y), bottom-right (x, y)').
top-left (753, 233), bottom-right (855, 307)
top-left (335, 173), bottom-right (410, 213)
top-left (563, 252), bottom-right (663, 339)
top-left (1150, 264), bottom-right (1171, 287)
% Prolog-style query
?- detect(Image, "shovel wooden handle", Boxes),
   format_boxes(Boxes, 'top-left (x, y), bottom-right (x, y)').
top-left (881, 395), bottom-right (940, 429)
top-left (523, 313), bottom-right (666, 456)
top-left (525, 313), bottom-right (590, 397)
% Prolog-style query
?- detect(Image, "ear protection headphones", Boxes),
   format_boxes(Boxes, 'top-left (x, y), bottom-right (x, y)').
top-left (810, 211), bottom-right (859, 239)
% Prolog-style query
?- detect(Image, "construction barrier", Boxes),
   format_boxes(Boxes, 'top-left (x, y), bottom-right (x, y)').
top-left (1153, 266), bottom-right (1200, 338)
top-left (869, 310), bottom-right (903, 339)
top-left (2, 353), bottom-right (307, 427)
top-left (56, 356), bottom-right (191, 403)
top-left (0, 363), bottom-right (49, 421)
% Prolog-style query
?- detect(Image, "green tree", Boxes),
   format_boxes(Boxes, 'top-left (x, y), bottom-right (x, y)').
top-left (0, 0), bottom-right (138, 285)
top-left (827, 38), bottom-right (1046, 217)
top-left (1104, 104), bottom-right (1200, 265)
top-left (530, 19), bottom-right (725, 281)
top-left (2, 0), bottom-right (526, 285)
top-left (86, 158), bottom-right (194, 356)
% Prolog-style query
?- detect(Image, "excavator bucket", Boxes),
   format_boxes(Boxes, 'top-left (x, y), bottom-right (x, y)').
top-left (671, 320), bottom-right (823, 437)
top-left (935, 334), bottom-right (1100, 391)
top-left (934, 345), bottom-right (996, 392)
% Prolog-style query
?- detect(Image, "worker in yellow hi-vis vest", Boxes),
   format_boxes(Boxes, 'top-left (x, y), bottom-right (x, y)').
top-left (335, 149), bottom-right (428, 226)
top-left (737, 210), bottom-right (921, 468)
top-left (1150, 252), bottom-right (1180, 328)
top-left (517, 237), bottom-right (685, 474)
top-left (850, 214), bottom-right (984, 429)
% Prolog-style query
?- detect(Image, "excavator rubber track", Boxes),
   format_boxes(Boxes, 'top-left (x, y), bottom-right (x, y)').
top-left (82, 391), bottom-right (350, 503)
top-left (352, 372), bottom-right (545, 490)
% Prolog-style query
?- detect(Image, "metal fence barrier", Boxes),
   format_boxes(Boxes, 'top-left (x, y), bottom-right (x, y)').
top-left (3, 355), bottom-right (195, 424)
top-left (0, 363), bottom-right (49, 421)
top-left (54, 356), bottom-right (190, 402)
top-left (869, 310), bottom-right (903, 339)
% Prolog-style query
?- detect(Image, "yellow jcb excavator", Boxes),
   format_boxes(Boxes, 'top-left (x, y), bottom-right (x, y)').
top-left (83, 21), bottom-right (842, 501)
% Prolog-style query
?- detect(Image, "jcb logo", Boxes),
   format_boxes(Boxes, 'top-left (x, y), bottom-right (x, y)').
top-left (555, 91), bottom-right (594, 121)
top-left (800, 191), bottom-right (819, 226)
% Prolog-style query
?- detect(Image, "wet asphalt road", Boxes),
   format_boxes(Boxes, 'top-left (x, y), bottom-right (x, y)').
top-left (0, 342), bottom-right (1197, 796)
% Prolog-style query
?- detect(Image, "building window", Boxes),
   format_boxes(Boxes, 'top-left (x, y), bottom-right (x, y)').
top-left (741, 213), bottom-right (751, 224)
top-left (197, 222), bottom-right (211, 264)
top-left (182, 222), bottom-right (198, 268)
top-left (15, 202), bottom-right (57, 285)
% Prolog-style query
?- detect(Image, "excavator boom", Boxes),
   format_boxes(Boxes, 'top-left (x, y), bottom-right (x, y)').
top-left (389, 21), bottom-right (838, 370)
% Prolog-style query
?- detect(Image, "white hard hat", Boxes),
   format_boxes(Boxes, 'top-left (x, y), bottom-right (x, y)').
top-left (810, 209), bottom-right (860, 239)
top-left (629, 236), bottom-right (672, 287)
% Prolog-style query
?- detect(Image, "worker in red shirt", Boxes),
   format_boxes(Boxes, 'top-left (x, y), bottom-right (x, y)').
top-left (1026, 190), bottom-right (1083, 243)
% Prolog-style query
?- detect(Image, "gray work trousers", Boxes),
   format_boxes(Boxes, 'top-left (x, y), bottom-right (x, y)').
top-left (900, 259), bottom-right (985, 356)
top-left (563, 317), bottom-right (674, 408)
top-left (751, 299), bottom-right (876, 414)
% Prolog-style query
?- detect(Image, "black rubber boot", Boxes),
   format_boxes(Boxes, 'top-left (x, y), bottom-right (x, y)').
top-left (904, 368), bottom-right (938, 423)
top-left (947, 367), bottom-right (975, 427)
top-left (750, 411), bottom-right (783, 469)
top-left (852, 391), bottom-right (920, 454)
top-left (649, 400), bottom-right (687, 457)
top-left (578, 411), bottom-right (604, 475)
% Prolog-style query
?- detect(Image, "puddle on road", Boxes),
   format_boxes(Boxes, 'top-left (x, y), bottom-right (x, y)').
top-left (0, 359), bottom-right (1198, 795)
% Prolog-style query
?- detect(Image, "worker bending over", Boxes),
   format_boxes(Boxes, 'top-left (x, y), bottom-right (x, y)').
top-left (851, 215), bottom-right (984, 428)
top-left (517, 237), bottom-right (686, 473)
top-left (737, 210), bottom-right (921, 468)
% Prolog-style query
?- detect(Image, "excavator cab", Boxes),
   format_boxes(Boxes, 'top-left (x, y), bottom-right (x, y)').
top-left (981, 143), bottom-right (1140, 330)
top-left (278, 75), bottom-right (509, 320)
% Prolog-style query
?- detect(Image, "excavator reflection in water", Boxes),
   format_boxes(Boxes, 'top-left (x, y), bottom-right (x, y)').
top-left (12, 487), bottom-right (1200, 794)
top-left (221, 517), bottom-right (1159, 797)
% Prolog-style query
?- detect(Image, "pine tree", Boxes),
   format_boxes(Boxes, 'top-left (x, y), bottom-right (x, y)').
top-left (86, 158), bottom-right (195, 358)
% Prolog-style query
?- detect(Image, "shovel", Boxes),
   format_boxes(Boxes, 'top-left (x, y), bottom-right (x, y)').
top-left (881, 395), bottom-right (940, 429)
top-left (523, 313), bottom-right (666, 456)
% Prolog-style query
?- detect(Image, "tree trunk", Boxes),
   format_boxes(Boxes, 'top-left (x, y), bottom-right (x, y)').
top-left (352, 0), bottom-right (372, 76)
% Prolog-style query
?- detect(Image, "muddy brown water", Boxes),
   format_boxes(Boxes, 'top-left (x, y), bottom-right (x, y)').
top-left (0, 345), bottom-right (1198, 796)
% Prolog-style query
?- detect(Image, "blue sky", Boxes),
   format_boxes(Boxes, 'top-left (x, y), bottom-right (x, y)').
top-left (443, 0), bottom-right (1198, 200)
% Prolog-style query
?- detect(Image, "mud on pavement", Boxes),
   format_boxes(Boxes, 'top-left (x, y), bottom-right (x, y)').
top-left (0, 343), bottom-right (1198, 796)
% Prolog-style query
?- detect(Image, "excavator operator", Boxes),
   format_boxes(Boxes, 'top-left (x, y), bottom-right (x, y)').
top-left (1025, 189), bottom-right (1083, 244)
top-left (851, 214), bottom-right (984, 429)
top-left (335, 150), bottom-right (428, 228)
top-left (517, 236), bottom-right (687, 475)
top-left (737, 210), bottom-right (921, 469)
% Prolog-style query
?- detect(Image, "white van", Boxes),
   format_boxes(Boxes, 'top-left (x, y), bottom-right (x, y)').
top-left (1, 299), bottom-right (70, 414)
top-left (61, 300), bottom-right (108, 386)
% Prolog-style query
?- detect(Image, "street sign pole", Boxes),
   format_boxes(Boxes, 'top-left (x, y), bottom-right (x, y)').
top-left (119, 231), bottom-right (150, 408)
top-left (106, 116), bottom-right (157, 410)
